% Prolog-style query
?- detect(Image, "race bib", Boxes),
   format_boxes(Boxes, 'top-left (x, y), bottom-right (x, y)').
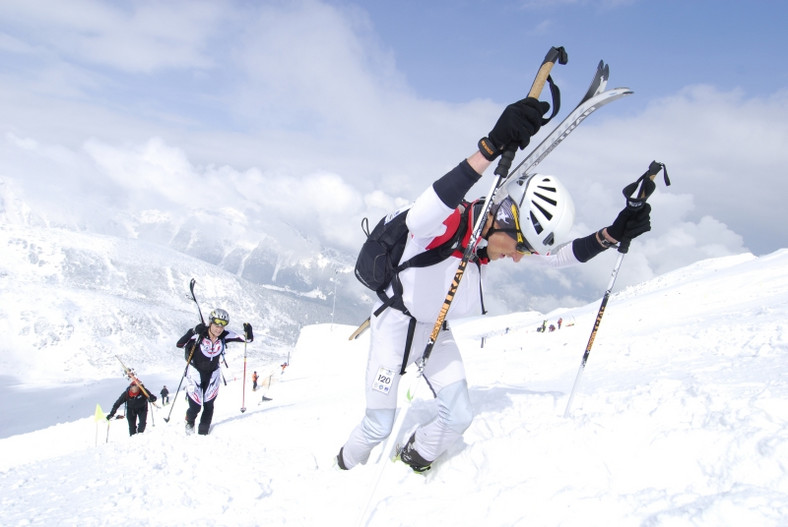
top-left (372, 367), bottom-right (396, 395)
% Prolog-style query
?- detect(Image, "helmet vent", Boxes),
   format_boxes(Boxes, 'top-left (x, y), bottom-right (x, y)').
top-left (533, 190), bottom-right (557, 207)
top-left (530, 199), bottom-right (553, 221)
top-left (543, 232), bottom-right (555, 246)
top-left (529, 211), bottom-right (544, 235)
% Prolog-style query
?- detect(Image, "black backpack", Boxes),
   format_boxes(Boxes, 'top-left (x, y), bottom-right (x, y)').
top-left (354, 202), bottom-right (470, 298)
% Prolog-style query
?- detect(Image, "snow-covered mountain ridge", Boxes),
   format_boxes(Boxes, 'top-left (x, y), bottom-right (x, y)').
top-left (0, 218), bottom-right (353, 384)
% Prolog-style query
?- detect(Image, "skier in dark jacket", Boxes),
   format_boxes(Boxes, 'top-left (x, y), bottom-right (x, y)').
top-left (160, 385), bottom-right (170, 405)
top-left (176, 308), bottom-right (253, 435)
top-left (107, 383), bottom-right (157, 436)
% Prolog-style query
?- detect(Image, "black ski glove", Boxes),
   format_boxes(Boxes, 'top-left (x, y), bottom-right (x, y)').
top-left (606, 203), bottom-right (652, 242)
top-left (150, 395), bottom-right (157, 402)
top-left (478, 97), bottom-right (550, 161)
top-left (243, 322), bottom-right (254, 342)
top-left (106, 414), bottom-right (113, 420)
top-left (194, 323), bottom-right (206, 335)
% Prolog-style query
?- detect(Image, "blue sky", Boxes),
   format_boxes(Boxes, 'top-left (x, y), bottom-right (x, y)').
top-left (354, 0), bottom-right (786, 104)
top-left (0, 0), bottom-right (786, 310)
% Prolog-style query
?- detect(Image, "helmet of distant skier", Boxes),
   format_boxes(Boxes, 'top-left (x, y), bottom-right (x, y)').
top-left (210, 308), bottom-right (230, 327)
top-left (497, 173), bottom-right (575, 255)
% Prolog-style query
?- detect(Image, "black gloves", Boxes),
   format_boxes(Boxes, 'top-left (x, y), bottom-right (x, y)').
top-left (607, 203), bottom-right (652, 242)
top-left (243, 322), bottom-right (254, 342)
top-left (106, 414), bottom-right (114, 420)
top-left (194, 323), bottom-right (207, 335)
top-left (478, 97), bottom-right (550, 161)
top-left (150, 395), bottom-right (157, 402)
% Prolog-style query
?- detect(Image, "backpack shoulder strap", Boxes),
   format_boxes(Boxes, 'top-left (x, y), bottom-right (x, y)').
top-left (374, 202), bottom-right (472, 319)
top-left (395, 202), bottom-right (470, 273)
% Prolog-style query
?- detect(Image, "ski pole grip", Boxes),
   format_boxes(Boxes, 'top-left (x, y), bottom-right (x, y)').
top-left (528, 46), bottom-right (568, 98)
top-left (618, 160), bottom-right (670, 253)
top-left (494, 147), bottom-right (516, 177)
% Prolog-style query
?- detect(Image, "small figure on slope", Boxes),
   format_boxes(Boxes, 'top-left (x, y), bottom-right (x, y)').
top-left (160, 385), bottom-right (170, 405)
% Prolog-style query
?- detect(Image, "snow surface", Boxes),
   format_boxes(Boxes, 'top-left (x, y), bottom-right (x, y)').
top-left (2, 250), bottom-right (788, 526)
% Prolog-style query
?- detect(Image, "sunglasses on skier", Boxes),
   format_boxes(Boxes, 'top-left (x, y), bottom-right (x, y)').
top-left (211, 317), bottom-right (229, 327)
top-left (489, 198), bottom-right (533, 255)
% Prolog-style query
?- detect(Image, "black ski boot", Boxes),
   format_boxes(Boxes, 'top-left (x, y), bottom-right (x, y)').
top-left (397, 433), bottom-right (431, 473)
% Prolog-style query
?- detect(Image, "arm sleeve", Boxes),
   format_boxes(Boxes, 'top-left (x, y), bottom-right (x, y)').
top-left (431, 159), bottom-right (483, 209)
top-left (527, 241), bottom-right (581, 269)
top-left (110, 393), bottom-right (126, 415)
top-left (571, 232), bottom-right (607, 263)
top-left (176, 328), bottom-right (195, 348)
top-left (223, 330), bottom-right (246, 343)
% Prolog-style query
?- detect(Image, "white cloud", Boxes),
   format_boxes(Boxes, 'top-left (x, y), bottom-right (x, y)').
top-left (0, 0), bottom-right (224, 73)
top-left (0, 0), bottom-right (785, 313)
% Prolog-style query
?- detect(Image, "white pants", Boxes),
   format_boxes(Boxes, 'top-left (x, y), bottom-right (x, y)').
top-left (340, 307), bottom-right (473, 469)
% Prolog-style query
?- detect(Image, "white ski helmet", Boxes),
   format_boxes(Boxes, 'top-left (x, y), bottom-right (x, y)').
top-left (501, 173), bottom-right (575, 255)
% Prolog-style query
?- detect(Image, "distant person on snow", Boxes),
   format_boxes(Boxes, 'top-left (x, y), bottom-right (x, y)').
top-left (336, 96), bottom-right (652, 473)
top-left (107, 383), bottom-right (157, 436)
top-left (558, 317), bottom-right (563, 330)
top-left (160, 385), bottom-right (170, 405)
top-left (176, 308), bottom-right (253, 435)
top-left (252, 371), bottom-right (259, 391)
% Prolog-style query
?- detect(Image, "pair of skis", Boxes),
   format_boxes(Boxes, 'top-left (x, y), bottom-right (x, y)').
top-left (115, 355), bottom-right (159, 409)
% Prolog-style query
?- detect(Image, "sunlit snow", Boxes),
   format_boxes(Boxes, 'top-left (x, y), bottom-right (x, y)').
top-left (2, 250), bottom-right (787, 526)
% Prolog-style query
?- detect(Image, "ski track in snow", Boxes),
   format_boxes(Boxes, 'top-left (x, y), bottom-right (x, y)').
top-left (2, 250), bottom-right (788, 526)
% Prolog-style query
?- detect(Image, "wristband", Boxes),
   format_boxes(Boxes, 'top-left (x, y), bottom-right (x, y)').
top-left (478, 137), bottom-right (500, 161)
top-left (597, 229), bottom-right (616, 249)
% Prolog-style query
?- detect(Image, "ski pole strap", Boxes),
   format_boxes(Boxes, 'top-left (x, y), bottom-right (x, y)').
top-left (399, 317), bottom-right (417, 375)
top-left (542, 74), bottom-right (561, 125)
top-left (622, 160), bottom-right (670, 207)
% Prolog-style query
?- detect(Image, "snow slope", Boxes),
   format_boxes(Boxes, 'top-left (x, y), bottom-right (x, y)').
top-left (1, 250), bottom-right (788, 526)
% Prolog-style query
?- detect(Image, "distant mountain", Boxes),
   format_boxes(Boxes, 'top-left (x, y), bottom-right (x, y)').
top-left (0, 219), bottom-right (371, 384)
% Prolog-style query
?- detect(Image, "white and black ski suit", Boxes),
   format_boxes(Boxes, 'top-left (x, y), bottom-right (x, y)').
top-left (340, 158), bottom-right (601, 469)
top-left (176, 326), bottom-right (246, 432)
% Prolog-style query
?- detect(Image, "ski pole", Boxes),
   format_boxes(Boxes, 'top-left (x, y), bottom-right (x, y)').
top-left (220, 353), bottom-right (228, 386)
top-left (164, 329), bottom-right (200, 423)
top-left (241, 339), bottom-right (248, 413)
top-left (149, 401), bottom-right (156, 427)
top-left (418, 45), bottom-right (566, 379)
top-left (357, 46), bottom-right (568, 527)
top-left (564, 161), bottom-right (670, 417)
